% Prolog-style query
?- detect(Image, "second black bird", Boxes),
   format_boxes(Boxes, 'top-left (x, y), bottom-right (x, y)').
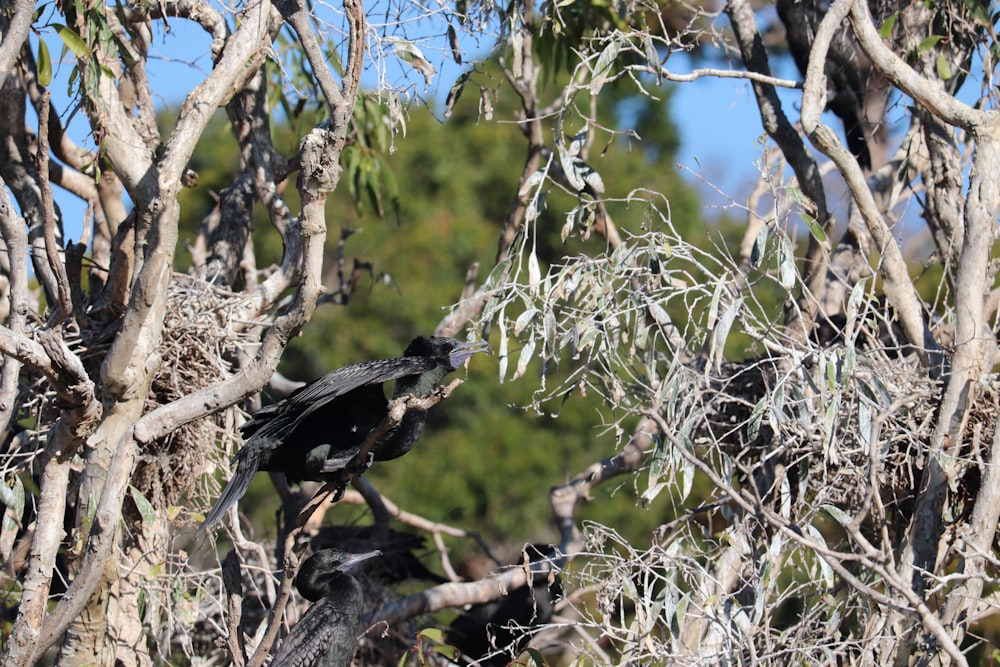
top-left (272, 548), bottom-right (381, 667)
top-left (198, 336), bottom-right (485, 535)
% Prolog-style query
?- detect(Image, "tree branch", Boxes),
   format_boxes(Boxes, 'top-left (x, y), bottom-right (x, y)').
top-left (0, 0), bottom-right (34, 88)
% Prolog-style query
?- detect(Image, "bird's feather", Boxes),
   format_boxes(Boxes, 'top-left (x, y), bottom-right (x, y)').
top-left (271, 592), bottom-right (363, 667)
top-left (194, 445), bottom-right (261, 541)
top-left (240, 356), bottom-right (437, 447)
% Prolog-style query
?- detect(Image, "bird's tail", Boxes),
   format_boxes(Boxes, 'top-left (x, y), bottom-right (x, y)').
top-left (193, 446), bottom-right (261, 544)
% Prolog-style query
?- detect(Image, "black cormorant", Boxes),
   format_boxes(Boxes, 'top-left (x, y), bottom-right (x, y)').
top-left (446, 545), bottom-right (563, 667)
top-left (198, 336), bottom-right (486, 536)
top-left (272, 548), bottom-right (381, 667)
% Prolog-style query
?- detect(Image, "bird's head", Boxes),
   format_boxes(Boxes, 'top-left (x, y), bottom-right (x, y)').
top-left (296, 548), bottom-right (382, 601)
top-left (404, 336), bottom-right (489, 371)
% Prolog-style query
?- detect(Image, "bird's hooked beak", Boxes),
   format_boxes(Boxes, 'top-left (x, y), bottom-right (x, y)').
top-left (341, 549), bottom-right (382, 572)
top-left (448, 340), bottom-right (489, 369)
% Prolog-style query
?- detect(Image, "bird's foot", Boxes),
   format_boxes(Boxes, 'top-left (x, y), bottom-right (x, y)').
top-left (345, 452), bottom-right (375, 476)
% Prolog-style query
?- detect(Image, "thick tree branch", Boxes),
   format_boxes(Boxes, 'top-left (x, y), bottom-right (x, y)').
top-left (0, 0), bottom-right (33, 88)
top-left (371, 562), bottom-right (543, 627)
top-left (851, 1), bottom-right (985, 131)
top-left (796, 0), bottom-right (942, 372)
top-left (0, 188), bottom-right (29, 435)
top-left (5, 330), bottom-right (101, 665)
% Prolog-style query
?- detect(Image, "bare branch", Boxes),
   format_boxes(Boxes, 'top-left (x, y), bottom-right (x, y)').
top-left (0, 0), bottom-right (33, 88)
top-left (371, 563), bottom-right (540, 627)
top-left (0, 187), bottom-right (29, 435)
top-left (35, 92), bottom-right (73, 323)
top-left (851, 0), bottom-right (986, 131)
top-left (551, 417), bottom-right (658, 555)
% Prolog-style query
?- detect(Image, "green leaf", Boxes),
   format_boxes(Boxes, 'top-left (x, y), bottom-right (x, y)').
top-left (444, 71), bottom-right (470, 119)
top-left (511, 336), bottom-right (536, 381)
top-left (878, 13), bottom-right (897, 38)
top-left (822, 504), bottom-right (852, 526)
top-left (37, 39), bottom-right (52, 87)
top-left (778, 235), bottom-right (796, 288)
top-left (750, 225), bottom-right (768, 268)
top-left (712, 297), bottom-right (742, 368)
top-left (431, 645), bottom-right (461, 660)
top-left (590, 35), bottom-right (621, 94)
top-left (522, 648), bottom-right (547, 666)
top-left (936, 54), bottom-right (953, 80)
top-left (130, 485), bottom-right (156, 527)
top-left (447, 25), bottom-right (461, 64)
top-left (747, 396), bottom-right (767, 442)
top-left (803, 525), bottom-right (835, 589)
top-left (54, 24), bottom-right (89, 59)
top-left (917, 35), bottom-right (943, 52)
top-left (417, 627), bottom-right (444, 642)
top-left (801, 213), bottom-right (827, 244)
top-left (513, 308), bottom-right (538, 336)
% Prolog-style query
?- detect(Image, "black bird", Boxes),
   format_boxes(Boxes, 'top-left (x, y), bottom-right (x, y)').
top-left (446, 545), bottom-right (563, 667)
top-left (272, 548), bottom-right (381, 667)
top-left (776, 0), bottom-right (873, 169)
top-left (198, 336), bottom-right (486, 536)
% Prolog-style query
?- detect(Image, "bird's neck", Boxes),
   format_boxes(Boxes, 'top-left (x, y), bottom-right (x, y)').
top-left (394, 368), bottom-right (449, 398)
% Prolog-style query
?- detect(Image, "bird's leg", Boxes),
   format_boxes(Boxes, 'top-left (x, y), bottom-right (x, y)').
top-left (293, 481), bottom-right (345, 530)
top-left (344, 449), bottom-right (376, 475)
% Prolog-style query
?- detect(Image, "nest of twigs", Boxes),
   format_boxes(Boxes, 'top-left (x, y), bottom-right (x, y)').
top-left (694, 325), bottom-right (1000, 543)
top-left (132, 274), bottom-right (257, 513)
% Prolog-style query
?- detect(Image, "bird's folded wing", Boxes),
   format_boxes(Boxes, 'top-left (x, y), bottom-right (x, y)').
top-left (241, 356), bottom-right (437, 442)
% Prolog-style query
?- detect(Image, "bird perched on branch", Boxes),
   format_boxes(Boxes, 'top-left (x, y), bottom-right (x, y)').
top-left (272, 548), bottom-right (381, 667)
top-left (197, 336), bottom-right (487, 537)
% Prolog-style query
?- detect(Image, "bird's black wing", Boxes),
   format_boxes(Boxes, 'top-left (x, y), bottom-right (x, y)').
top-left (241, 356), bottom-right (437, 447)
top-left (271, 596), bottom-right (362, 667)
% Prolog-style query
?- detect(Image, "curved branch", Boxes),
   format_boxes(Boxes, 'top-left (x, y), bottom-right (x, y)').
top-left (850, 0), bottom-right (987, 131)
top-left (102, 0), bottom-right (276, 396)
top-left (550, 416), bottom-right (657, 555)
top-left (632, 63), bottom-right (801, 89)
top-left (122, 0), bottom-right (229, 59)
top-left (371, 563), bottom-right (538, 627)
top-left (796, 0), bottom-right (943, 373)
top-left (275, 0), bottom-right (346, 109)
top-left (5, 330), bottom-right (101, 665)
top-left (134, 0), bottom-right (368, 442)
top-left (28, 428), bottom-right (138, 664)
